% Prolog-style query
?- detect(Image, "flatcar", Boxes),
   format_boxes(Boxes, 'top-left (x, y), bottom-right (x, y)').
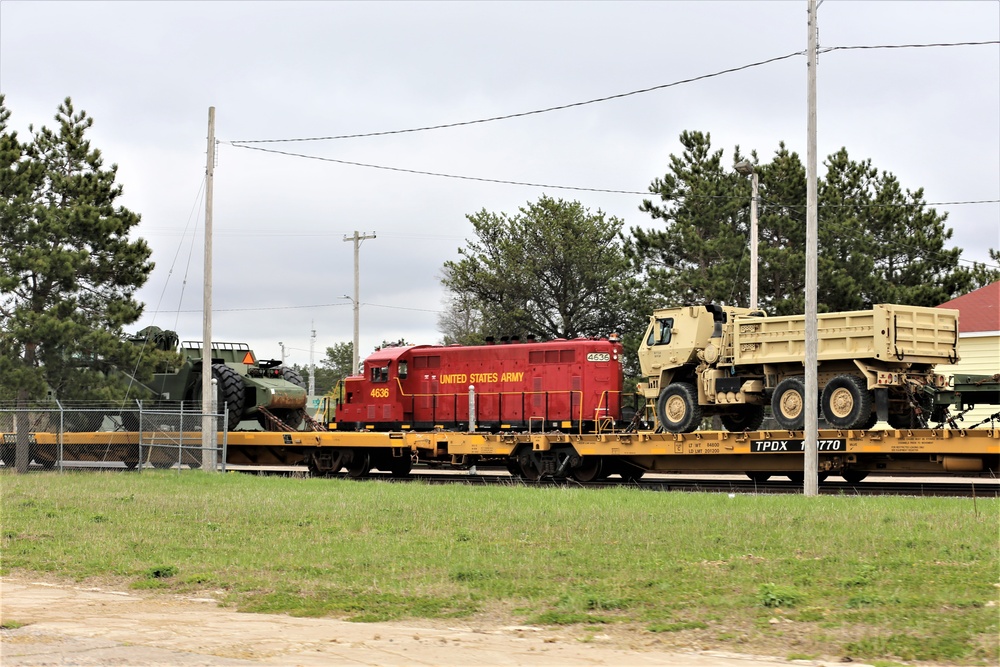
top-left (333, 337), bottom-right (625, 432)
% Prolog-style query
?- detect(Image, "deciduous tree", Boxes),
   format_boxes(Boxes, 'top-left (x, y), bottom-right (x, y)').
top-left (442, 195), bottom-right (642, 342)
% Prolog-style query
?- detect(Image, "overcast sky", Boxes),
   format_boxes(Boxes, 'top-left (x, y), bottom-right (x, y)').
top-left (2, 1), bottom-right (998, 371)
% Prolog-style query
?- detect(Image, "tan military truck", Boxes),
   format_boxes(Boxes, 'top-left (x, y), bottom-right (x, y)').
top-left (637, 303), bottom-right (960, 433)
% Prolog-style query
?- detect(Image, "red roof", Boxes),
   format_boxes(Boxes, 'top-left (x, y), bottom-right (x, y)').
top-left (938, 282), bottom-right (1000, 333)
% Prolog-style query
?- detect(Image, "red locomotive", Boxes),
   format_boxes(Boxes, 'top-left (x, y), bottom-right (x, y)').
top-left (333, 337), bottom-right (625, 432)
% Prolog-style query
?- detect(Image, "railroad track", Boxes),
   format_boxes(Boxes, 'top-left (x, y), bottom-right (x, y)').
top-left (10, 462), bottom-right (996, 497)
top-left (320, 470), bottom-right (999, 498)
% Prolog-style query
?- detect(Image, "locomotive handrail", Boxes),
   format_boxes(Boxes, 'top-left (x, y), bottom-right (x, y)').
top-left (385, 379), bottom-right (620, 431)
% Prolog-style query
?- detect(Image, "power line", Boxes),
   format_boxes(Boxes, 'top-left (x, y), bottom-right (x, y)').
top-left (820, 40), bottom-right (998, 54)
top-left (225, 143), bottom-right (649, 194)
top-left (228, 51), bottom-right (804, 145)
top-left (148, 301), bottom-right (443, 315)
top-left (228, 41), bottom-right (997, 146)
top-left (222, 144), bottom-right (1000, 205)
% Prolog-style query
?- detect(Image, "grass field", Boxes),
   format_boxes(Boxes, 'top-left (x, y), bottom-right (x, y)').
top-left (1, 470), bottom-right (997, 665)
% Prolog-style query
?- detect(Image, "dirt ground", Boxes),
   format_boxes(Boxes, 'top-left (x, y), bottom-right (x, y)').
top-left (0, 575), bottom-right (865, 667)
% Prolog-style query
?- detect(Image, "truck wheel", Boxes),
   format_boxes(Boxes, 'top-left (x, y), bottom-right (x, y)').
top-left (772, 377), bottom-right (806, 430)
top-left (278, 366), bottom-right (306, 389)
top-left (821, 375), bottom-right (872, 429)
top-left (656, 383), bottom-right (702, 433)
top-left (190, 365), bottom-right (245, 431)
top-left (720, 405), bottom-right (765, 432)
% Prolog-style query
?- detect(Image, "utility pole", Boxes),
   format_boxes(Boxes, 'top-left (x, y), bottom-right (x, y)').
top-left (309, 322), bottom-right (316, 396)
top-left (734, 160), bottom-right (759, 310)
top-left (343, 231), bottom-right (376, 375)
top-left (804, 0), bottom-right (820, 496)
top-left (202, 106), bottom-right (216, 471)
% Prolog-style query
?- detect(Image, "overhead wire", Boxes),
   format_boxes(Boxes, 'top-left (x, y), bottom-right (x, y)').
top-left (228, 41), bottom-right (998, 146)
top-left (228, 51), bottom-right (805, 144)
top-left (224, 40), bottom-right (998, 199)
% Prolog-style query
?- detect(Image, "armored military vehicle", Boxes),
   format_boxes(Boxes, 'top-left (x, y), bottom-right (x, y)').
top-left (129, 326), bottom-right (308, 430)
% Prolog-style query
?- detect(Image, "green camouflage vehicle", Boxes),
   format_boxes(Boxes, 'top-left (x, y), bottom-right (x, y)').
top-left (129, 327), bottom-right (308, 430)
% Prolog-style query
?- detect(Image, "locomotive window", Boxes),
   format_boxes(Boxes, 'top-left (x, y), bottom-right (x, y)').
top-left (371, 365), bottom-right (389, 383)
top-left (398, 361), bottom-right (408, 379)
top-left (560, 350), bottom-right (576, 363)
top-left (647, 318), bottom-right (674, 346)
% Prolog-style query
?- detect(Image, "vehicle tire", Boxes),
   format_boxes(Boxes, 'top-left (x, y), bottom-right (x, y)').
top-left (772, 377), bottom-right (806, 430)
top-left (190, 365), bottom-right (245, 431)
top-left (655, 383), bottom-right (702, 433)
top-left (720, 405), bottom-right (765, 432)
top-left (842, 470), bottom-right (868, 484)
top-left (746, 472), bottom-right (771, 483)
top-left (887, 411), bottom-right (917, 429)
top-left (257, 367), bottom-right (307, 430)
top-left (859, 411), bottom-right (878, 430)
top-left (821, 375), bottom-right (872, 429)
top-left (278, 366), bottom-right (306, 389)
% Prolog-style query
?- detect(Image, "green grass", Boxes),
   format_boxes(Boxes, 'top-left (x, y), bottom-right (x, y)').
top-left (1, 470), bottom-right (997, 663)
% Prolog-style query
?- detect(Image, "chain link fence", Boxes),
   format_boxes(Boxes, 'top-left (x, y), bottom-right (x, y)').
top-left (0, 401), bottom-right (228, 473)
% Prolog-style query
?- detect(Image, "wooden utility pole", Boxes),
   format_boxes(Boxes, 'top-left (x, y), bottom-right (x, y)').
top-left (804, 0), bottom-right (820, 496)
top-left (202, 106), bottom-right (216, 471)
top-left (343, 231), bottom-right (376, 375)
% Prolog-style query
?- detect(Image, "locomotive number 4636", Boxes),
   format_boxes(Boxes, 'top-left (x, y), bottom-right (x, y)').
top-left (587, 352), bottom-right (611, 362)
top-left (370, 387), bottom-right (389, 398)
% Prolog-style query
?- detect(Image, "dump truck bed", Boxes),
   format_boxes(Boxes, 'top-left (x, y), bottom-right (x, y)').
top-left (730, 304), bottom-right (959, 366)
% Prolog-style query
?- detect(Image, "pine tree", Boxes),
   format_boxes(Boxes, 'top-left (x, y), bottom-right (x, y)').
top-left (1, 97), bottom-right (156, 412)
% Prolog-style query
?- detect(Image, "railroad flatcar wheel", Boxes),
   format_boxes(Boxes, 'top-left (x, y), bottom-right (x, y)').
top-left (0, 442), bottom-right (13, 467)
top-left (519, 456), bottom-right (541, 481)
top-left (746, 472), bottom-right (771, 483)
top-left (841, 470), bottom-right (868, 484)
top-left (655, 383), bottom-right (702, 433)
top-left (720, 405), bottom-right (765, 432)
top-left (346, 452), bottom-right (370, 478)
top-left (389, 458), bottom-right (412, 477)
top-left (572, 457), bottom-right (603, 483)
top-left (771, 376), bottom-right (806, 430)
top-left (821, 375), bottom-right (872, 429)
top-left (619, 463), bottom-right (645, 482)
